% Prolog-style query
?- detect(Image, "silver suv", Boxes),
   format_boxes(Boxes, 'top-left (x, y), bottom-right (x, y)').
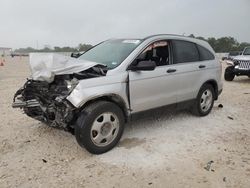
top-left (13, 34), bottom-right (223, 154)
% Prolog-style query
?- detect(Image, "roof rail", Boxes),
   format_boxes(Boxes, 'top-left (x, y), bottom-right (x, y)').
top-left (143, 34), bottom-right (187, 40)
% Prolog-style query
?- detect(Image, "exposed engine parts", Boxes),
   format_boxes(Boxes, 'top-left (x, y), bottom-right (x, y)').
top-left (12, 66), bottom-right (106, 130)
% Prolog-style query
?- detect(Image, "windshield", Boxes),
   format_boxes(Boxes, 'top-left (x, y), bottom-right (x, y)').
top-left (79, 39), bottom-right (141, 69)
top-left (243, 47), bottom-right (250, 55)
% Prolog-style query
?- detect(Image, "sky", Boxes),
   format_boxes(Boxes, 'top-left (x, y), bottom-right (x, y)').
top-left (1, 0), bottom-right (249, 49)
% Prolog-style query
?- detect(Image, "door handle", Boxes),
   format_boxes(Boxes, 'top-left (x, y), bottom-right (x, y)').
top-left (199, 65), bottom-right (206, 69)
top-left (167, 68), bottom-right (176, 73)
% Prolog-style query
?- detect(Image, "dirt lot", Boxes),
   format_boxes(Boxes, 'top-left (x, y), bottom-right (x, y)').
top-left (0, 56), bottom-right (250, 188)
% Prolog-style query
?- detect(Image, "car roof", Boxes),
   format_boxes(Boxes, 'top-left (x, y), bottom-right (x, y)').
top-left (110, 34), bottom-right (204, 42)
top-left (107, 34), bottom-right (214, 53)
top-left (143, 34), bottom-right (206, 43)
top-left (142, 34), bottom-right (214, 53)
top-left (143, 34), bottom-right (185, 40)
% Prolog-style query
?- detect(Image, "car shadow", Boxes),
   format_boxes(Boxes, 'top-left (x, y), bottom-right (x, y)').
top-left (33, 104), bottom-right (191, 139)
top-left (125, 104), bottom-right (192, 130)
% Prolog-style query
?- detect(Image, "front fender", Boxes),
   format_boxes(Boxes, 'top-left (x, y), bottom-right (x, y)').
top-left (66, 73), bottom-right (129, 109)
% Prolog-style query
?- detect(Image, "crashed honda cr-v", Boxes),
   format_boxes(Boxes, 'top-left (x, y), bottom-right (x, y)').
top-left (13, 35), bottom-right (223, 154)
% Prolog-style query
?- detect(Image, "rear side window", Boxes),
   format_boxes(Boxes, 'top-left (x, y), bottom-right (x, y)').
top-left (172, 40), bottom-right (199, 64)
top-left (197, 45), bottom-right (215, 61)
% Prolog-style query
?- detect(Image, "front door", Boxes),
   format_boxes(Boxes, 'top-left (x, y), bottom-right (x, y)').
top-left (128, 41), bottom-right (178, 113)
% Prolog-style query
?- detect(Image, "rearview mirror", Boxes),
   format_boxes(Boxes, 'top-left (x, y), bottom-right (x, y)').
top-left (130, 60), bottom-right (156, 71)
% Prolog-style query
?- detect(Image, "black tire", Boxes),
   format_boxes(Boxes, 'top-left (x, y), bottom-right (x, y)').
top-left (224, 66), bottom-right (235, 81)
top-left (192, 84), bottom-right (215, 116)
top-left (75, 101), bottom-right (125, 154)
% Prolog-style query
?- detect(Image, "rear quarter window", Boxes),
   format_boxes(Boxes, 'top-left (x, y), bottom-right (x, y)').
top-left (172, 40), bottom-right (199, 64)
top-left (197, 45), bottom-right (215, 61)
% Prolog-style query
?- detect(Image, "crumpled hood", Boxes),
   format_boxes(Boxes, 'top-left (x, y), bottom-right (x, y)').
top-left (29, 53), bottom-right (104, 83)
top-left (233, 55), bottom-right (250, 61)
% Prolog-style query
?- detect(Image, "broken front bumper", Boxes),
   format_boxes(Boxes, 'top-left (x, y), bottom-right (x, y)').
top-left (12, 87), bottom-right (76, 130)
top-left (12, 99), bottom-right (40, 108)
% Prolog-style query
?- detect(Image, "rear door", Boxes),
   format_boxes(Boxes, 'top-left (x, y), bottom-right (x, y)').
top-left (171, 40), bottom-right (215, 102)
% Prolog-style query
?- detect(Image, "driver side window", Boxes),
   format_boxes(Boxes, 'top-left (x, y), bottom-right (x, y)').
top-left (136, 40), bottom-right (170, 66)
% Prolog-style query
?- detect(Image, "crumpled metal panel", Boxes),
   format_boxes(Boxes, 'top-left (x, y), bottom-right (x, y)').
top-left (29, 53), bottom-right (104, 83)
top-left (67, 72), bottom-right (129, 108)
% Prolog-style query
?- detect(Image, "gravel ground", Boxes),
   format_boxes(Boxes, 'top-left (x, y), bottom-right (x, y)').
top-left (0, 57), bottom-right (250, 188)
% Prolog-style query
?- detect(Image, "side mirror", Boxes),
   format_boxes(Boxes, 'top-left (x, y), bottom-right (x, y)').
top-left (71, 52), bottom-right (81, 58)
top-left (130, 60), bottom-right (156, 71)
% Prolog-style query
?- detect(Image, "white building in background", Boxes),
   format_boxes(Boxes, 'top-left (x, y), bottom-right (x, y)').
top-left (0, 47), bottom-right (12, 57)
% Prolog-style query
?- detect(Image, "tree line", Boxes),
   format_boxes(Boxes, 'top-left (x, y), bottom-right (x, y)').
top-left (15, 36), bottom-right (250, 53)
top-left (189, 34), bottom-right (250, 53)
top-left (15, 43), bottom-right (93, 53)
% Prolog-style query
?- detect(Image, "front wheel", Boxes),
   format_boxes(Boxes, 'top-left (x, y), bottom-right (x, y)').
top-left (75, 101), bottom-right (125, 154)
top-left (192, 84), bottom-right (215, 116)
top-left (224, 66), bottom-right (235, 81)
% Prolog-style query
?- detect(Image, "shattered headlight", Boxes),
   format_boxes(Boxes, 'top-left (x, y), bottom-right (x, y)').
top-left (65, 78), bottom-right (79, 93)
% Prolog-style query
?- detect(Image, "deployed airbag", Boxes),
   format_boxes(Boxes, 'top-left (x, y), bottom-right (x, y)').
top-left (29, 53), bottom-right (104, 83)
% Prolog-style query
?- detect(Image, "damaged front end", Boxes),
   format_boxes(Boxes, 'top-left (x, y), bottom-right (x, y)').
top-left (12, 77), bottom-right (76, 130)
top-left (12, 53), bottom-right (107, 130)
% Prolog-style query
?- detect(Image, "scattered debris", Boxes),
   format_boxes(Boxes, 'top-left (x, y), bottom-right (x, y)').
top-left (85, 164), bottom-right (96, 169)
top-left (223, 177), bottom-right (226, 182)
top-left (0, 61), bottom-right (4, 66)
top-left (218, 104), bottom-right (223, 108)
top-left (42, 159), bottom-right (47, 163)
top-left (118, 138), bottom-right (146, 149)
top-left (204, 160), bottom-right (214, 171)
top-left (227, 116), bottom-right (234, 120)
top-left (0, 174), bottom-right (6, 179)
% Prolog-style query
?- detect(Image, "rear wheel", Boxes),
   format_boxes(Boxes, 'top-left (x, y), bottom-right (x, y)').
top-left (192, 84), bottom-right (215, 116)
top-left (224, 66), bottom-right (235, 81)
top-left (75, 101), bottom-right (125, 154)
